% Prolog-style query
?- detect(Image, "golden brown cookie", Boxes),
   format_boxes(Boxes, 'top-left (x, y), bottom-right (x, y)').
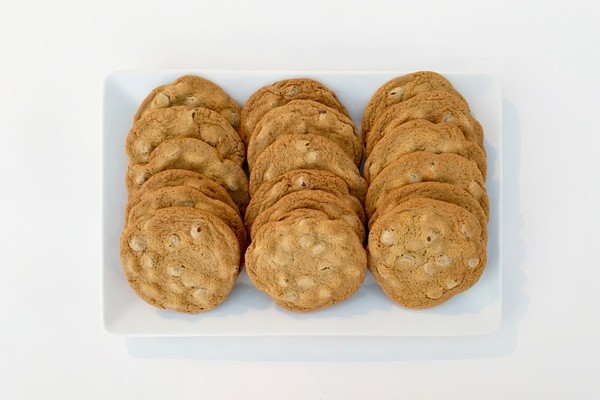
top-left (362, 71), bottom-right (467, 136)
top-left (247, 100), bottom-right (362, 168)
top-left (368, 198), bottom-right (487, 309)
top-left (244, 169), bottom-right (365, 230)
top-left (249, 190), bottom-right (365, 243)
top-left (365, 91), bottom-right (483, 155)
top-left (126, 106), bottom-right (245, 167)
top-left (126, 169), bottom-right (237, 218)
top-left (363, 119), bottom-right (487, 183)
top-left (126, 138), bottom-right (249, 211)
top-left (246, 209), bottom-right (366, 312)
top-left (240, 78), bottom-right (349, 144)
top-left (365, 152), bottom-right (488, 218)
top-left (249, 134), bottom-right (367, 201)
top-left (369, 182), bottom-right (488, 242)
top-left (127, 186), bottom-right (247, 249)
top-left (120, 207), bottom-right (240, 313)
top-left (134, 75), bottom-right (242, 131)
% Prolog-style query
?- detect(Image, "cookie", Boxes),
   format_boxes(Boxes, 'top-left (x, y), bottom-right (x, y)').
top-left (362, 71), bottom-right (467, 136)
top-left (134, 75), bottom-right (242, 131)
top-left (244, 169), bottom-right (365, 230)
top-left (126, 137), bottom-right (250, 210)
top-left (240, 78), bottom-right (349, 144)
top-left (365, 91), bottom-right (483, 155)
top-left (249, 190), bottom-right (365, 242)
top-left (363, 119), bottom-right (487, 183)
top-left (365, 152), bottom-right (488, 218)
top-left (368, 198), bottom-right (487, 309)
top-left (120, 207), bottom-right (240, 313)
top-left (368, 182), bottom-right (488, 242)
top-left (249, 134), bottom-right (367, 201)
top-left (245, 209), bottom-right (366, 312)
top-left (126, 106), bottom-right (245, 167)
top-left (247, 100), bottom-right (362, 168)
top-left (125, 169), bottom-right (237, 219)
top-left (127, 186), bottom-right (247, 249)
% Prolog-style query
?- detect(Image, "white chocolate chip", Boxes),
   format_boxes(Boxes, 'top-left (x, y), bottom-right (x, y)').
top-left (283, 291), bottom-right (298, 301)
top-left (318, 287), bottom-right (332, 299)
top-left (190, 224), bottom-right (203, 239)
top-left (226, 176), bottom-right (239, 191)
top-left (311, 242), bottom-right (327, 255)
top-left (155, 92), bottom-right (171, 107)
top-left (165, 234), bottom-right (181, 248)
top-left (468, 181), bottom-right (484, 199)
top-left (428, 161), bottom-right (437, 172)
top-left (443, 114), bottom-right (455, 122)
top-left (183, 96), bottom-right (199, 106)
top-left (446, 279), bottom-right (459, 289)
top-left (134, 172), bottom-right (147, 185)
top-left (304, 151), bottom-right (319, 164)
top-left (295, 176), bottom-right (309, 188)
top-left (318, 111), bottom-right (328, 120)
top-left (193, 287), bottom-right (213, 303)
top-left (423, 262), bottom-right (435, 275)
top-left (162, 142), bottom-right (181, 158)
top-left (298, 234), bottom-right (315, 249)
top-left (408, 172), bottom-right (421, 183)
top-left (129, 236), bottom-right (147, 252)
top-left (426, 287), bottom-right (443, 299)
top-left (435, 254), bottom-right (452, 267)
top-left (467, 257), bottom-right (480, 268)
top-left (135, 139), bottom-right (151, 154)
top-left (380, 229), bottom-right (396, 245)
top-left (387, 86), bottom-right (405, 99)
top-left (140, 254), bottom-right (155, 269)
top-left (397, 253), bottom-right (416, 265)
top-left (460, 224), bottom-right (472, 238)
top-left (296, 276), bottom-right (315, 289)
top-left (168, 265), bottom-right (184, 277)
top-left (276, 274), bottom-right (289, 288)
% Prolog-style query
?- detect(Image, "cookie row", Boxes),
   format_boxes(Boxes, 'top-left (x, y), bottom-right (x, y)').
top-left (241, 79), bottom-right (368, 312)
top-left (120, 76), bottom-right (249, 313)
top-left (362, 72), bottom-right (489, 308)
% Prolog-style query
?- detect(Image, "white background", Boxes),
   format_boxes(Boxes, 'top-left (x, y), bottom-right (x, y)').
top-left (1, 0), bottom-right (599, 399)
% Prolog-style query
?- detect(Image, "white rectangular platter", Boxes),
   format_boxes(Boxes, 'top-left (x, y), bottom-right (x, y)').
top-left (103, 70), bottom-right (502, 336)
